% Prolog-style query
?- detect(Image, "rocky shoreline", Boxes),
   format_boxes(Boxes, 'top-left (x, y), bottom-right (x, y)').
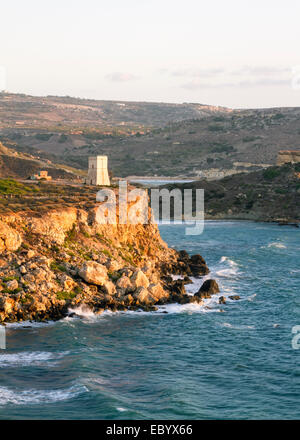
top-left (0, 202), bottom-right (224, 324)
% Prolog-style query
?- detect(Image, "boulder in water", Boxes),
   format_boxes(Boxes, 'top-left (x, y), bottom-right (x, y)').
top-left (195, 279), bottom-right (220, 299)
top-left (229, 295), bottom-right (240, 301)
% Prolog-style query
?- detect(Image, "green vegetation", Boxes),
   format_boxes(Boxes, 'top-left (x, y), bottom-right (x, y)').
top-left (0, 179), bottom-right (39, 195)
top-left (58, 134), bottom-right (68, 143)
top-left (208, 124), bottom-right (225, 132)
top-left (210, 144), bottom-right (235, 153)
top-left (65, 225), bottom-right (77, 243)
top-left (243, 136), bottom-right (258, 143)
top-left (50, 261), bottom-right (67, 273)
top-left (2, 276), bottom-right (19, 282)
top-left (263, 168), bottom-right (281, 180)
top-left (102, 249), bottom-right (113, 258)
top-left (56, 290), bottom-right (78, 300)
top-left (19, 293), bottom-right (33, 304)
top-left (35, 133), bottom-right (53, 141)
top-left (273, 113), bottom-right (285, 120)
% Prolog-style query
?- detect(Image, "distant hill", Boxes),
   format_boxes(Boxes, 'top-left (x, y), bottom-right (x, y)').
top-left (0, 92), bottom-right (230, 130)
top-left (0, 92), bottom-right (299, 178)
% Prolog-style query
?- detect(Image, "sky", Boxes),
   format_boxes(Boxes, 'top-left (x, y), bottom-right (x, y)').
top-left (1, 0), bottom-right (300, 108)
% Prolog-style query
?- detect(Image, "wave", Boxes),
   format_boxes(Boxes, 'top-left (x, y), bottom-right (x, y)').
top-left (5, 321), bottom-right (56, 329)
top-left (68, 304), bottom-right (98, 319)
top-left (266, 242), bottom-right (287, 249)
top-left (0, 351), bottom-right (68, 368)
top-left (210, 256), bottom-right (240, 280)
top-left (67, 305), bottom-right (117, 323)
top-left (220, 322), bottom-right (255, 330)
top-left (157, 297), bottom-right (222, 315)
top-left (215, 268), bottom-right (239, 278)
top-left (0, 383), bottom-right (88, 406)
top-left (220, 256), bottom-right (238, 267)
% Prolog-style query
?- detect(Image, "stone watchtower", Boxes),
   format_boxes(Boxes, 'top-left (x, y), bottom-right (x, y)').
top-left (86, 156), bottom-right (110, 186)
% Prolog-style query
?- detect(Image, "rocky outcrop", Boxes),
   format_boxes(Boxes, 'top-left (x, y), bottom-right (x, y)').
top-left (131, 270), bottom-right (150, 289)
top-left (0, 202), bottom-right (216, 323)
top-left (194, 279), bottom-right (220, 300)
top-left (78, 261), bottom-right (108, 285)
top-left (277, 150), bottom-right (300, 166)
top-left (0, 220), bottom-right (22, 252)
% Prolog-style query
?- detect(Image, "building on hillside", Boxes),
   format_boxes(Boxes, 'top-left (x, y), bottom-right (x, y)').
top-left (277, 150), bottom-right (300, 166)
top-left (30, 170), bottom-right (52, 181)
top-left (85, 156), bottom-right (110, 186)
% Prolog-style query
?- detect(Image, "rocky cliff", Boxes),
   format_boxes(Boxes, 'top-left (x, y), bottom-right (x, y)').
top-left (0, 195), bottom-right (213, 323)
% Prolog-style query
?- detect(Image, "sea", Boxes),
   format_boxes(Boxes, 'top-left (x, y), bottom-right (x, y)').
top-left (0, 221), bottom-right (299, 419)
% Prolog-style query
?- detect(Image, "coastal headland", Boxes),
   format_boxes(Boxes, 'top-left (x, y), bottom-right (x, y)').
top-left (0, 181), bottom-right (218, 323)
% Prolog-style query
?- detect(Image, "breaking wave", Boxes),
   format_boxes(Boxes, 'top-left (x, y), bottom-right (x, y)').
top-left (0, 383), bottom-right (88, 406)
top-left (266, 242), bottom-right (287, 249)
top-left (0, 351), bottom-right (68, 368)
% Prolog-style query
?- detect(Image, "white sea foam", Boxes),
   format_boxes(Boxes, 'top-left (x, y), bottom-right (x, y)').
top-left (5, 320), bottom-right (56, 329)
top-left (68, 305), bottom-right (97, 319)
top-left (215, 256), bottom-right (240, 279)
top-left (215, 268), bottom-right (239, 278)
top-left (0, 383), bottom-right (88, 406)
top-left (220, 256), bottom-right (238, 267)
top-left (220, 322), bottom-right (255, 330)
top-left (267, 242), bottom-right (287, 249)
top-left (157, 299), bottom-right (221, 315)
top-left (67, 305), bottom-right (119, 323)
top-left (0, 351), bottom-right (68, 368)
top-left (185, 277), bottom-right (202, 295)
top-left (116, 407), bottom-right (127, 412)
top-left (171, 274), bottom-right (184, 281)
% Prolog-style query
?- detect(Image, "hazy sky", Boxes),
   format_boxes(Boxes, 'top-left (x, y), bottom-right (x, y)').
top-left (1, 0), bottom-right (300, 108)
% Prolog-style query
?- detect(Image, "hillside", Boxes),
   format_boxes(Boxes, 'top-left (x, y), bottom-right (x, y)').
top-left (162, 163), bottom-right (300, 223)
top-left (0, 141), bottom-right (81, 180)
top-left (0, 93), bottom-right (299, 178)
top-left (0, 92), bottom-right (229, 130)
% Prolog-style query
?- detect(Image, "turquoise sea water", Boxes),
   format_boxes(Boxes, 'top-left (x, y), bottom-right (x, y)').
top-left (0, 221), bottom-right (300, 420)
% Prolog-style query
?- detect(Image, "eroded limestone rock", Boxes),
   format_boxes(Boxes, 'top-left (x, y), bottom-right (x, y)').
top-left (78, 261), bottom-right (108, 285)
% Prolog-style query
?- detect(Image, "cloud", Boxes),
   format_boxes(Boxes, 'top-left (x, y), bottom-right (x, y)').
top-left (231, 66), bottom-right (290, 76)
top-left (166, 64), bottom-right (292, 90)
top-left (105, 72), bottom-right (140, 82)
top-left (170, 67), bottom-right (225, 78)
top-left (181, 79), bottom-right (233, 90)
top-left (238, 78), bottom-right (290, 87)
top-left (181, 77), bottom-right (291, 90)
